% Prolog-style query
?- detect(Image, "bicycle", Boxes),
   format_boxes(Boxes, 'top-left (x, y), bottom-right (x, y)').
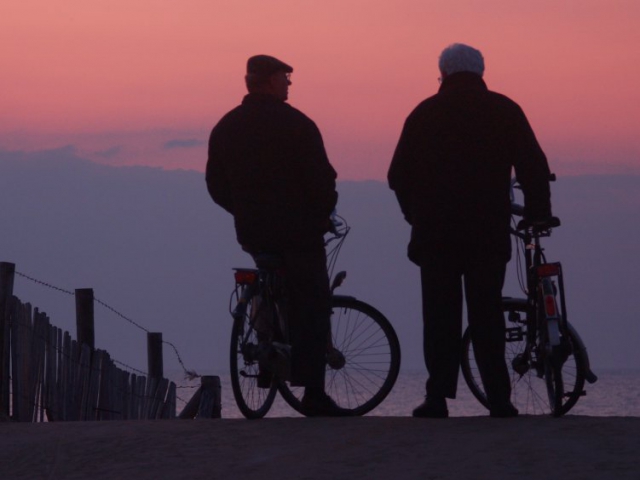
top-left (228, 214), bottom-right (401, 419)
top-left (460, 176), bottom-right (598, 416)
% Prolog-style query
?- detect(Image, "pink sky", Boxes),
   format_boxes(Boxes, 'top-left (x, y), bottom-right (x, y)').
top-left (2, 0), bottom-right (639, 180)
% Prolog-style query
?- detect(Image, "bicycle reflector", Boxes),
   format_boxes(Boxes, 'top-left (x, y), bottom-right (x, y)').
top-left (540, 278), bottom-right (560, 319)
top-left (544, 294), bottom-right (558, 318)
top-left (537, 263), bottom-right (561, 277)
top-left (234, 270), bottom-right (257, 285)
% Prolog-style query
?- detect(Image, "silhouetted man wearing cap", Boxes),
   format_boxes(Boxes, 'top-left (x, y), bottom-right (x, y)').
top-left (388, 43), bottom-right (552, 418)
top-left (206, 55), bottom-right (343, 416)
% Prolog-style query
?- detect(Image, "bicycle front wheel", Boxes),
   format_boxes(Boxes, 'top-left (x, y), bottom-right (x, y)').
top-left (460, 303), bottom-right (586, 416)
top-left (279, 295), bottom-right (401, 416)
top-left (229, 294), bottom-right (278, 419)
top-left (544, 346), bottom-right (565, 417)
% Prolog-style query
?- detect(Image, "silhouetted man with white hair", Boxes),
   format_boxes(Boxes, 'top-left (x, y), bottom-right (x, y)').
top-left (388, 43), bottom-right (552, 418)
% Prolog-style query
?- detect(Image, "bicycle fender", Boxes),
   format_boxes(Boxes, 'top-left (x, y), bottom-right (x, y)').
top-left (567, 322), bottom-right (598, 384)
top-left (332, 294), bottom-right (358, 302)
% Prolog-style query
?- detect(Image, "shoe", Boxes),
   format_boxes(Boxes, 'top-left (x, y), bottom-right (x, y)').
top-left (301, 392), bottom-right (350, 417)
top-left (412, 397), bottom-right (449, 418)
top-left (489, 402), bottom-right (519, 418)
top-left (256, 369), bottom-right (272, 389)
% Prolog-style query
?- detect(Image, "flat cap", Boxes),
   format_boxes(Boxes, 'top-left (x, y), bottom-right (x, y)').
top-left (246, 55), bottom-right (293, 76)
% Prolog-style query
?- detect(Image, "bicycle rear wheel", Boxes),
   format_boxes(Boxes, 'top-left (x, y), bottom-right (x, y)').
top-left (460, 302), bottom-right (586, 416)
top-left (279, 295), bottom-right (401, 416)
top-left (230, 293), bottom-right (278, 419)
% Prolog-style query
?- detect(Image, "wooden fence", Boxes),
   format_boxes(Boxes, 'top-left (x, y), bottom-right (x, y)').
top-left (1, 262), bottom-right (178, 421)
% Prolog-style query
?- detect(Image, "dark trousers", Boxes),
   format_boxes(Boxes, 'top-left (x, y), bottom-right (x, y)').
top-left (282, 248), bottom-right (331, 390)
top-left (420, 255), bottom-right (511, 405)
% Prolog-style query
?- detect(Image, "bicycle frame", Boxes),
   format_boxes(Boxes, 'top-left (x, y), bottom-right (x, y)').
top-left (227, 213), bottom-right (401, 418)
top-left (462, 178), bottom-right (597, 416)
top-left (512, 184), bottom-right (597, 386)
top-left (232, 262), bottom-right (287, 346)
top-left (514, 226), bottom-right (568, 347)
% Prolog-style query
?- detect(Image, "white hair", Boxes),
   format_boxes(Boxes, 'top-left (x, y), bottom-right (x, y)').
top-left (438, 43), bottom-right (485, 77)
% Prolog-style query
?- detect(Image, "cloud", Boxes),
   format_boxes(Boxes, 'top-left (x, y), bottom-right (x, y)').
top-left (94, 146), bottom-right (123, 159)
top-left (0, 145), bottom-right (85, 164)
top-left (163, 138), bottom-right (205, 150)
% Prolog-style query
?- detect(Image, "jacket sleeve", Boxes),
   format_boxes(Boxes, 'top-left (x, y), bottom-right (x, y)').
top-left (511, 107), bottom-right (552, 221)
top-left (388, 116), bottom-right (416, 225)
top-left (301, 120), bottom-right (338, 219)
top-left (205, 126), bottom-right (234, 215)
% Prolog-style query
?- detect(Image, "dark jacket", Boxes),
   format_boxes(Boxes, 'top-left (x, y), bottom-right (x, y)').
top-left (206, 93), bottom-right (338, 253)
top-left (388, 72), bottom-right (551, 265)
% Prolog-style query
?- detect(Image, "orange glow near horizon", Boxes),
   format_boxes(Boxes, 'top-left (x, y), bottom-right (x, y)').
top-left (2, 0), bottom-right (639, 179)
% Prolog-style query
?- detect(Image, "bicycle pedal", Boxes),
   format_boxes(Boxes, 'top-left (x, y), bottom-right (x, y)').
top-left (505, 327), bottom-right (523, 342)
top-left (562, 388), bottom-right (587, 398)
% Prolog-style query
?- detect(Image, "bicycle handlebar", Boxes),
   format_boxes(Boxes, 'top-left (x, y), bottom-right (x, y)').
top-left (511, 203), bottom-right (525, 217)
top-left (510, 174), bottom-right (559, 234)
top-left (328, 210), bottom-right (348, 238)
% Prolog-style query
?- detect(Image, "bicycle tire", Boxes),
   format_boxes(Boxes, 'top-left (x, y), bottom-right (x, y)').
top-left (539, 278), bottom-right (566, 417)
top-left (544, 346), bottom-right (565, 417)
top-left (229, 293), bottom-right (278, 419)
top-left (278, 295), bottom-right (401, 416)
top-left (460, 302), bottom-right (586, 416)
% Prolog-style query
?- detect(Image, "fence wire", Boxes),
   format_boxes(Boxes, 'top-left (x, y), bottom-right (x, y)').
top-left (14, 270), bottom-right (199, 381)
top-left (5, 305), bottom-right (182, 421)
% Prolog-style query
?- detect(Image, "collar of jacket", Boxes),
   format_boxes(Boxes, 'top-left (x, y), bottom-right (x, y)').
top-left (242, 92), bottom-right (285, 105)
top-left (438, 71), bottom-right (487, 93)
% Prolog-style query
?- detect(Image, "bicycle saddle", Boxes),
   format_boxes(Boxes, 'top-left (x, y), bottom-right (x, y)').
top-left (516, 216), bottom-right (561, 232)
top-left (253, 254), bottom-right (284, 270)
top-left (501, 297), bottom-right (527, 310)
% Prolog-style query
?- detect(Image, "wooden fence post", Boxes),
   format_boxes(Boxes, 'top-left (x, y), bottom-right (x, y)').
top-left (197, 376), bottom-right (221, 419)
top-left (0, 262), bottom-right (16, 420)
top-left (177, 385), bottom-right (201, 419)
top-left (147, 332), bottom-right (163, 379)
top-left (177, 375), bottom-right (221, 419)
top-left (75, 288), bottom-right (95, 350)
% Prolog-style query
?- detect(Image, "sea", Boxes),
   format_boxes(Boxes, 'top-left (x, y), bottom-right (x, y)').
top-left (173, 368), bottom-right (640, 419)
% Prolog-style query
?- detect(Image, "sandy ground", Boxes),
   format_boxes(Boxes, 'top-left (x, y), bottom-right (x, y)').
top-left (2, 416), bottom-right (639, 479)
